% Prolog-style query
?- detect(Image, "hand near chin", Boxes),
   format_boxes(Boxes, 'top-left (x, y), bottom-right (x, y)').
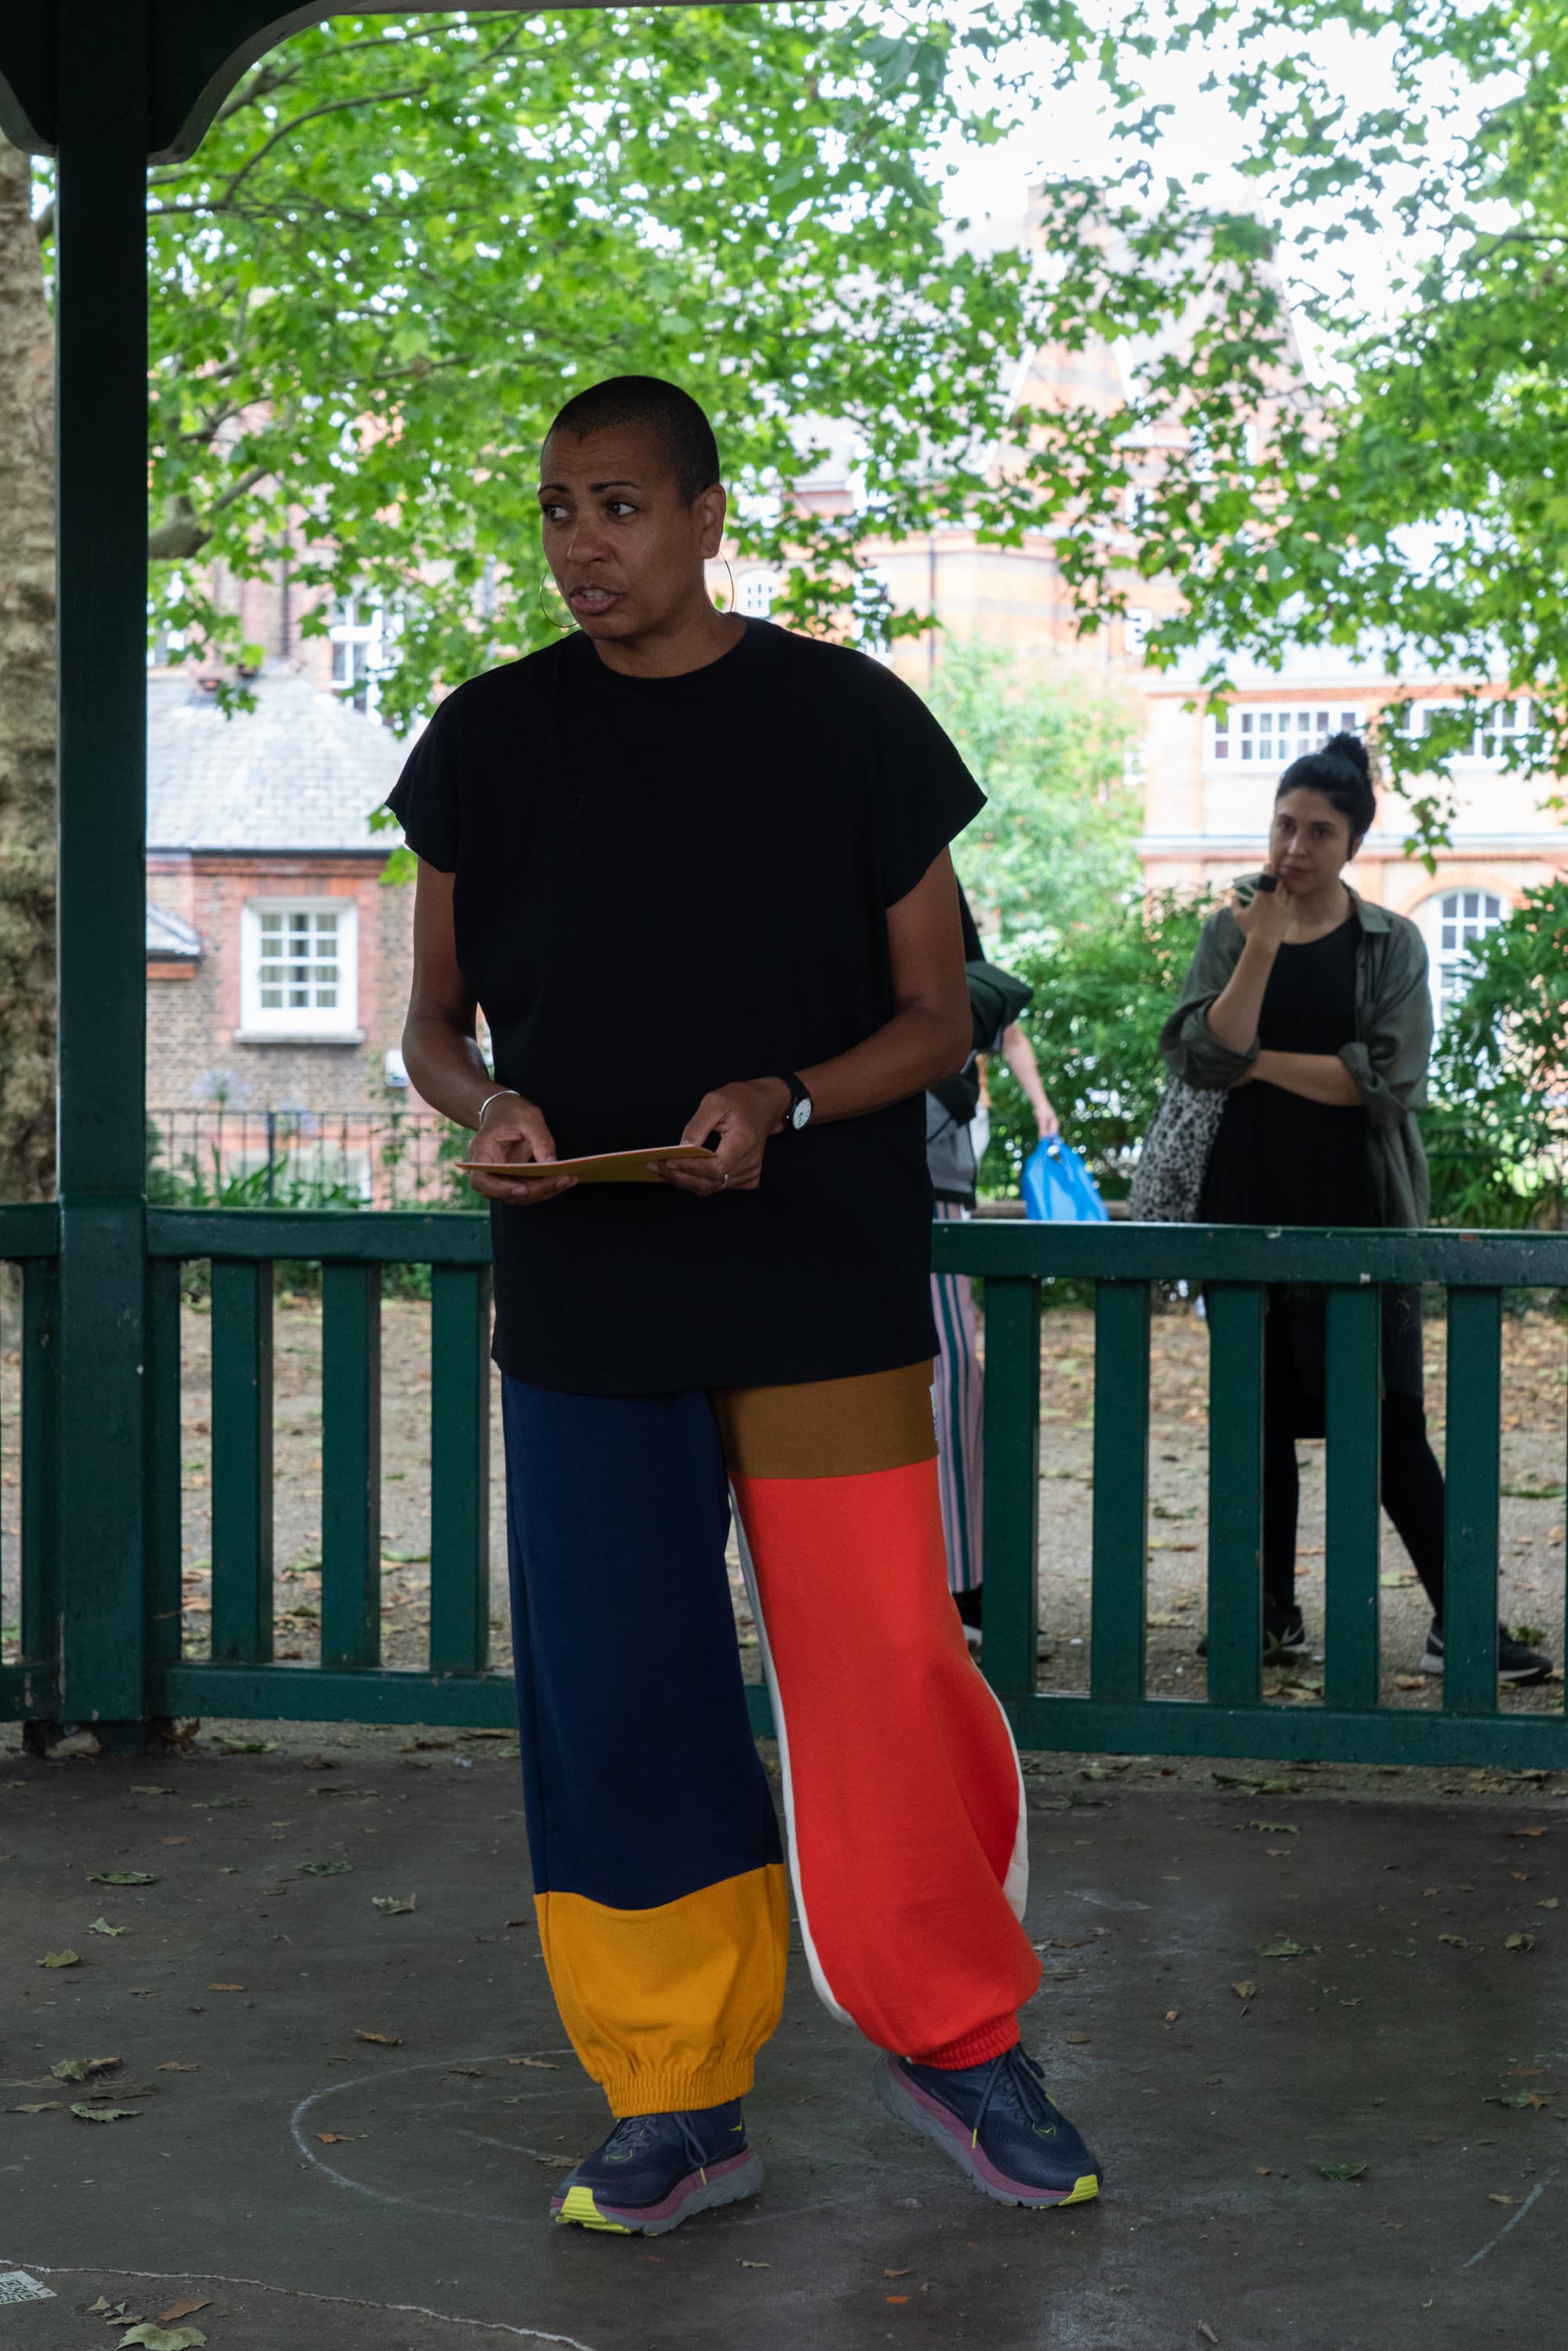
top-left (1232, 864), bottom-right (1291, 947)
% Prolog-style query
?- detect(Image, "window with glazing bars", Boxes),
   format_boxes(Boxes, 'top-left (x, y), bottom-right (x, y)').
top-left (1211, 705), bottom-right (1359, 762)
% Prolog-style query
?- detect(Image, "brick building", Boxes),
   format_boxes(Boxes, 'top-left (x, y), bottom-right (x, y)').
top-left (146, 664), bottom-right (415, 1139)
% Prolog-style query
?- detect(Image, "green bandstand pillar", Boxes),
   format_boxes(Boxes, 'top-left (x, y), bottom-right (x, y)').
top-left (48, 1), bottom-right (151, 1737)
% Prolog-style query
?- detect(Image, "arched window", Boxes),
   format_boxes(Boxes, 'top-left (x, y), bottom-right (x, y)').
top-left (1418, 888), bottom-right (1505, 1022)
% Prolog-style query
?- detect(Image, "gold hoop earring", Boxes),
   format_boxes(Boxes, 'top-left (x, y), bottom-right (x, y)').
top-left (709, 556), bottom-right (737, 613)
top-left (538, 571), bottom-right (573, 632)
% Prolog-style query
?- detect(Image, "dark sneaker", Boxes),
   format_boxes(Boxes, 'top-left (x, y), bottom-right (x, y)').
top-left (1196, 1607), bottom-right (1308, 1662)
top-left (551, 2099), bottom-right (762, 2235)
top-left (1419, 1621), bottom-right (1553, 1686)
top-left (872, 2045), bottom-right (1102, 2208)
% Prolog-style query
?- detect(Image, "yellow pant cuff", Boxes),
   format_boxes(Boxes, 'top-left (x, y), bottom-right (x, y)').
top-left (602, 2059), bottom-right (757, 2119)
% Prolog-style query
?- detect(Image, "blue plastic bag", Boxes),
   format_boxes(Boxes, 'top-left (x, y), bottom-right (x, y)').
top-left (1022, 1137), bottom-right (1109, 1224)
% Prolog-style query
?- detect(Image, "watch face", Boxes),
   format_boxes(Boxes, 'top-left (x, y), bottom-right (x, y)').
top-left (791, 1097), bottom-right (812, 1130)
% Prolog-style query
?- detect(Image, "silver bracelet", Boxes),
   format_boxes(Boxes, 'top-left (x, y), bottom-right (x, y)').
top-left (476, 1088), bottom-right (520, 1126)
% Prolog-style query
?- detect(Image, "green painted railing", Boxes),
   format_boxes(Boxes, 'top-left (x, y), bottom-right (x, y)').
top-left (2, 1207), bottom-right (1566, 1768)
top-left (942, 1219), bottom-right (1568, 1769)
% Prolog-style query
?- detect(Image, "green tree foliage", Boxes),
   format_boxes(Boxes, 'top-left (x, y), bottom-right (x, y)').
top-left (1429, 878), bottom-right (1568, 1228)
top-left (980, 889), bottom-right (1222, 1198)
top-left (998, 0), bottom-right (1568, 858)
top-left (922, 643), bottom-right (1143, 949)
top-left (36, 3), bottom-right (1137, 726)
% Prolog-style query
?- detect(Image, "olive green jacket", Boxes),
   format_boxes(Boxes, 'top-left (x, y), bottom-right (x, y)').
top-left (1159, 882), bottom-right (1433, 1228)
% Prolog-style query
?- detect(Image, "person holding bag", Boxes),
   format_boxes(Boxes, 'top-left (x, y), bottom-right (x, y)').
top-left (1160, 731), bottom-right (1549, 1683)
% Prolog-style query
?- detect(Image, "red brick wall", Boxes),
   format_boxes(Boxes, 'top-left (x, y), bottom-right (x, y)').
top-left (147, 852), bottom-right (419, 1116)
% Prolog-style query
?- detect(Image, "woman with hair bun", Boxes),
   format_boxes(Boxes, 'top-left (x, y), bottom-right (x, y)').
top-left (1162, 731), bottom-right (1551, 1683)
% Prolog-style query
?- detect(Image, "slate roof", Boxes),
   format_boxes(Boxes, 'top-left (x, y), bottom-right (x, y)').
top-left (147, 665), bottom-right (410, 853)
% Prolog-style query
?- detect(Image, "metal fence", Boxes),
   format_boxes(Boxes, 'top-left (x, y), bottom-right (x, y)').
top-left (4, 1208), bottom-right (1568, 1767)
top-left (147, 1109), bottom-right (467, 1212)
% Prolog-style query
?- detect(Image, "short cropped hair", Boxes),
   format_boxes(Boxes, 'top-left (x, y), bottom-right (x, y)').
top-left (544, 375), bottom-right (720, 505)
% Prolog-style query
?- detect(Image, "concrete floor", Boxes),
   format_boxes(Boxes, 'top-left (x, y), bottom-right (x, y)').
top-left (2, 1744), bottom-right (1564, 2351)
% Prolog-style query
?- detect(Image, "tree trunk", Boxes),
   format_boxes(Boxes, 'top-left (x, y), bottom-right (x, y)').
top-left (0, 143), bottom-right (56, 1204)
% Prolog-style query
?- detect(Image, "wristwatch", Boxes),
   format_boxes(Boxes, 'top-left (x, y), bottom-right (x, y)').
top-left (776, 1073), bottom-right (814, 1132)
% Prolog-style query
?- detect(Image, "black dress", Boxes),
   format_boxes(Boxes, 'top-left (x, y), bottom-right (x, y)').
top-left (1200, 911), bottom-right (1423, 1439)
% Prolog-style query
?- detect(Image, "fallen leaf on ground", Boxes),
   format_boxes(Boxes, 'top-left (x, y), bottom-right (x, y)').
top-left (508, 2057), bottom-right (558, 2069)
top-left (1508, 1828), bottom-right (1547, 1838)
top-left (49, 2059), bottom-right (89, 2082)
top-left (1393, 1675), bottom-right (1425, 1691)
top-left (9, 2101), bottom-right (59, 2113)
top-left (89, 1918), bottom-right (127, 1937)
top-left (885, 2295), bottom-right (910, 2305)
top-left (157, 2302), bottom-right (212, 2326)
top-left (299, 1860), bottom-right (352, 1877)
top-left (1164, 2009), bottom-right (1180, 2023)
top-left (884, 2268), bottom-right (912, 2277)
top-left (130, 1785), bottom-right (173, 1796)
top-left (1197, 2326), bottom-right (1220, 2346)
top-left (1247, 1822), bottom-right (1298, 1835)
top-left (1063, 2031), bottom-right (1092, 2044)
top-left (739, 2259), bottom-right (772, 2269)
top-left (161, 1837), bottom-right (189, 1848)
top-left (372, 1895), bottom-right (417, 1914)
top-left (533, 2153), bottom-right (576, 2168)
top-left (1317, 2163), bottom-right (1367, 2183)
top-left (1258, 1939), bottom-right (1316, 1959)
top-left (1439, 1934), bottom-right (1469, 1947)
top-left (120, 2327), bottom-right (207, 2350)
top-left (207, 1983), bottom-right (244, 1992)
top-left (1232, 1980), bottom-right (1258, 2001)
top-left (156, 2062), bottom-right (197, 2073)
top-left (317, 2131), bottom-right (358, 2144)
top-left (1539, 1898), bottom-right (1560, 1911)
top-left (89, 1871), bottom-right (158, 1886)
top-left (302, 1755), bottom-right (339, 1770)
top-left (1505, 1933), bottom-right (1537, 1952)
top-left (37, 1950), bottom-right (80, 1969)
top-left (70, 2103), bottom-right (139, 2122)
top-left (1508, 2066), bottom-right (1544, 2078)
top-left (1489, 2092), bottom-right (1551, 2110)
top-left (451, 2066), bottom-right (485, 2078)
top-left (353, 2030), bottom-right (401, 2046)
top-left (1487, 2193), bottom-right (1513, 2206)
top-left (505, 1918), bottom-right (532, 1929)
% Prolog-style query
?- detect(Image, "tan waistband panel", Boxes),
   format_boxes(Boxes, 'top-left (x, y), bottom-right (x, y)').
top-left (711, 1360), bottom-right (938, 1480)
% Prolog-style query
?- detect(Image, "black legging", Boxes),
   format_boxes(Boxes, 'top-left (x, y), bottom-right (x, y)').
top-left (1264, 1390), bottom-right (1445, 1622)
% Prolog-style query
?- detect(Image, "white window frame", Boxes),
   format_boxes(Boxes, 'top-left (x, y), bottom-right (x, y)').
top-left (1396, 698), bottom-right (1534, 763)
top-left (1416, 887), bottom-right (1506, 1027)
top-left (237, 897), bottom-right (361, 1041)
top-left (328, 592), bottom-right (397, 716)
top-left (1209, 703), bottom-right (1360, 766)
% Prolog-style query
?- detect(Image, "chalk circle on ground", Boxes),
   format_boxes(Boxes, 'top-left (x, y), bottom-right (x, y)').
top-left (290, 2046), bottom-right (932, 2226)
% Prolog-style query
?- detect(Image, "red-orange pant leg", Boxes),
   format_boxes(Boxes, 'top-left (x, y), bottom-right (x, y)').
top-left (714, 1363), bottom-right (1041, 2067)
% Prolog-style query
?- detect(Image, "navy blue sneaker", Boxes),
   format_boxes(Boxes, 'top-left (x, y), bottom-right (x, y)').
top-left (551, 2098), bottom-right (762, 2234)
top-left (873, 2045), bottom-right (1103, 2208)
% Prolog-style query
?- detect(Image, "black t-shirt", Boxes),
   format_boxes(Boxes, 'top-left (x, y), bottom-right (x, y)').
top-left (386, 619), bottom-right (984, 1393)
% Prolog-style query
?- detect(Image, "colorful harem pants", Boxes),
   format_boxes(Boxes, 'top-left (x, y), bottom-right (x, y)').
top-left (502, 1360), bottom-right (1040, 2118)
